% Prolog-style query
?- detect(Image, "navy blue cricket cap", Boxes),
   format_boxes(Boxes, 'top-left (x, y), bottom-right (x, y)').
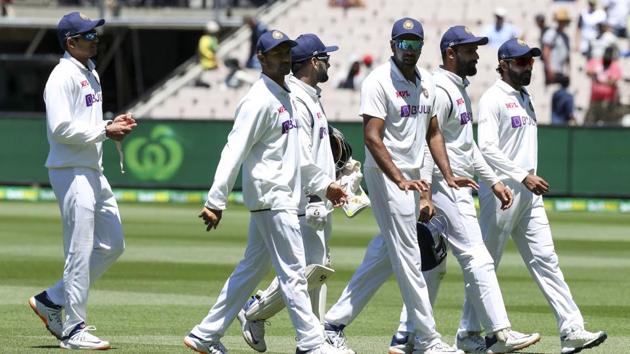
top-left (440, 26), bottom-right (488, 53)
top-left (291, 33), bottom-right (339, 62)
top-left (497, 38), bottom-right (542, 60)
top-left (391, 17), bottom-right (424, 39)
top-left (57, 12), bottom-right (104, 45)
top-left (256, 30), bottom-right (297, 54)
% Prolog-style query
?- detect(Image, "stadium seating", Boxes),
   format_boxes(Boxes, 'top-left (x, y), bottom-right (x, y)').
top-left (131, 0), bottom-right (630, 124)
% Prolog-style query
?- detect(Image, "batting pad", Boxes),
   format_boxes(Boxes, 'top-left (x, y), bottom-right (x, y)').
top-left (244, 264), bottom-right (335, 321)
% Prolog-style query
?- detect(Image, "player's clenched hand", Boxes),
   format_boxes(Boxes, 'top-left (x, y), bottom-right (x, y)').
top-left (418, 194), bottom-right (435, 223)
top-left (446, 176), bottom-right (479, 190)
top-left (492, 182), bottom-right (513, 210)
top-left (198, 207), bottom-right (223, 231)
top-left (397, 179), bottom-right (429, 192)
top-left (522, 174), bottom-right (549, 195)
top-left (325, 182), bottom-right (347, 207)
top-left (106, 113), bottom-right (137, 141)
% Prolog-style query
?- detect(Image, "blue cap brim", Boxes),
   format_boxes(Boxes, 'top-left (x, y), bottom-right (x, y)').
top-left (506, 47), bottom-right (542, 59)
top-left (260, 39), bottom-right (297, 54)
top-left (323, 45), bottom-right (339, 53)
top-left (72, 18), bottom-right (105, 36)
top-left (457, 36), bottom-right (488, 47)
top-left (392, 31), bottom-right (424, 39)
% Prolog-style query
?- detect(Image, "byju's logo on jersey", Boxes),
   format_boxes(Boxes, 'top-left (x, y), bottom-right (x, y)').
top-left (459, 111), bottom-right (472, 125)
top-left (400, 104), bottom-right (431, 117)
top-left (281, 118), bottom-right (298, 134)
top-left (85, 93), bottom-right (102, 107)
top-left (511, 115), bottom-right (537, 128)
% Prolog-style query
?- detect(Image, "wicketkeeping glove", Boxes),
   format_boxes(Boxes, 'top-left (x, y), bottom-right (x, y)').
top-left (305, 201), bottom-right (328, 230)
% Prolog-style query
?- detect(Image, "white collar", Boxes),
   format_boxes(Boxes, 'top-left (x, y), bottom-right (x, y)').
top-left (63, 51), bottom-right (95, 72)
top-left (288, 75), bottom-right (321, 100)
top-left (436, 66), bottom-right (469, 88)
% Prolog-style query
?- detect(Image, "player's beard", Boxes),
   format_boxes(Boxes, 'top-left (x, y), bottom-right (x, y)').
top-left (316, 64), bottom-right (329, 83)
top-left (456, 55), bottom-right (477, 77)
top-left (508, 67), bottom-right (532, 86)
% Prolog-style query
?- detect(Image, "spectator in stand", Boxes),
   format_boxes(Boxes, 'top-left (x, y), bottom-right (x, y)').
top-left (483, 7), bottom-right (522, 48)
top-left (585, 46), bottom-right (623, 125)
top-left (542, 8), bottom-right (571, 84)
top-left (535, 14), bottom-right (549, 49)
top-left (551, 75), bottom-right (576, 125)
top-left (337, 55), bottom-right (362, 90)
top-left (195, 21), bottom-right (220, 87)
top-left (600, 0), bottom-right (629, 37)
top-left (328, 0), bottom-right (364, 8)
top-left (588, 21), bottom-right (618, 59)
top-left (362, 54), bottom-right (374, 74)
top-left (575, 0), bottom-right (607, 56)
top-left (1, 0), bottom-right (14, 17)
top-left (245, 16), bottom-right (267, 69)
top-left (223, 58), bottom-right (257, 89)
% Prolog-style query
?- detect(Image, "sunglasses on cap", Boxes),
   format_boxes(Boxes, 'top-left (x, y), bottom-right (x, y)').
top-left (70, 30), bottom-right (98, 41)
top-left (395, 39), bottom-right (423, 52)
top-left (314, 55), bottom-right (330, 63)
top-left (506, 57), bottom-right (534, 67)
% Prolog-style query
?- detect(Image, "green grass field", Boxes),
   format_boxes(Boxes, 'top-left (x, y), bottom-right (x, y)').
top-left (1, 201), bottom-right (629, 353)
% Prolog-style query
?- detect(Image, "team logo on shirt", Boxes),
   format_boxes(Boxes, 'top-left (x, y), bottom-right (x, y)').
top-left (278, 105), bottom-right (287, 114)
top-left (281, 118), bottom-right (298, 134)
top-left (422, 88), bottom-right (429, 98)
top-left (395, 90), bottom-right (410, 98)
top-left (80, 80), bottom-right (89, 88)
top-left (505, 102), bottom-right (518, 109)
top-left (456, 98), bottom-right (465, 106)
top-left (85, 92), bottom-right (102, 107)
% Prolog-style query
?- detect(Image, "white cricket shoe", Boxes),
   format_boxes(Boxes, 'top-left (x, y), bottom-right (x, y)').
top-left (560, 326), bottom-right (607, 354)
top-left (28, 291), bottom-right (63, 340)
top-left (59, 324), bottom-right (110, 350)
top-left (388, 331), bottom-right (413, 354)
top-left (184, 333), bottom-right (227, 354)
top-left (323, 323), bottom-right (356, 353)
top-left (454, 331), bottom-right (486, 354)
top-left (237, 309), bottom-right (266, 352)
top-left (412, 340), bottom-right (465, 354)
top-left (485, 328), bottom-right (540, 354)
top-left (297, 342), bottom-right (355, 354)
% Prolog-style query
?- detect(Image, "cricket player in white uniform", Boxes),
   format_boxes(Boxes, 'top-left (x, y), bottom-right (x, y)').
top-left (390, 26), bottom-right (541, 354)
top-left (185, 30), bottom-right (351, 354)
top-left (28, 12), bottom-right (137, 350)
top-left (323, 18), bottom-right (476, 354)
top-left (464, 38), bottom-right (607, 354)
top-left (235, 33), bottom-right (341, 353)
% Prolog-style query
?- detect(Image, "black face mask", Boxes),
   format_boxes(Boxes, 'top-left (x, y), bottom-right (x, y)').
top-left (507, 65), bottom-right (532, 86)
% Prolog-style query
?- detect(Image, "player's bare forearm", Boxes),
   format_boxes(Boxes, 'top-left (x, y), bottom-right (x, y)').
top-left (426, 117), bottom-right (454, 181)
top-left (364, 115), bottom-right (427, 192)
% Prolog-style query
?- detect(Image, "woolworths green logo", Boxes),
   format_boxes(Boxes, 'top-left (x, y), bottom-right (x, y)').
top-left (125, 125), bottom-right (183, 181)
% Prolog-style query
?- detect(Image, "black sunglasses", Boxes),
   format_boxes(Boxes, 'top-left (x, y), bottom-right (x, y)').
top-left (70, 30), bottom-right (98, 42)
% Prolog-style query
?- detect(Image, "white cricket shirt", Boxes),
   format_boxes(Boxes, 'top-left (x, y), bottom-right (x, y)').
top-left (44, 52), bottom-right (109, 171)
top-left (477, 79), bottom-right (538, 183)
top-left (287, 75), bottom-right (335, 213)
top-left (428, 67), bottom-right (500, 186)
top-left (206, 74), bottom-right (304, 212)
top-left (360, 58), bottom-right (435, 170)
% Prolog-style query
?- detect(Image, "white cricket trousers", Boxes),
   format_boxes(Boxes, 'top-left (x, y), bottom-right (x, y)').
top-left (398, 178), bottom-right (511, 334)
top-left (46, 167), bottom-right (125, 337)
top-left (325, 168), bottom-right (441, 349)
top-left (191, 210), bottom-right (325, 351)
top-left (461, 180), bottom-right (584, 335)
top-left (300, 213), bottom-right (332, 321)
